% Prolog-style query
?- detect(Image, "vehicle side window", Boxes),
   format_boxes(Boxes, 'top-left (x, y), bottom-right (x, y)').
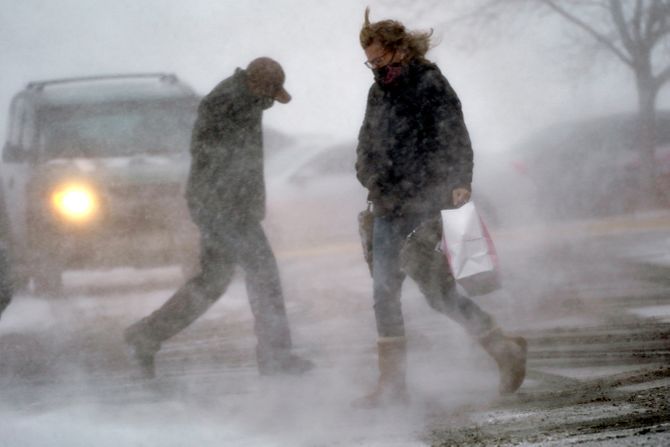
top-left (18, 104), bottom-right (36, 152)
top-left (6, 98), bottom-right (24, 147)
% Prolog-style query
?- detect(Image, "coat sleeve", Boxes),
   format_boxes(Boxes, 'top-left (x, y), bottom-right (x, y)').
top-left (355, 86), bottom-right (386, 201)
top-left (185, 95), bottom-right (236, 220)
top-left (420, 71), bottom-right (474, 194)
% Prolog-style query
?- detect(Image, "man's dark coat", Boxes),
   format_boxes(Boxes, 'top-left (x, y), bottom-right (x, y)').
top-left (186, 68), bottom-right (269, 229)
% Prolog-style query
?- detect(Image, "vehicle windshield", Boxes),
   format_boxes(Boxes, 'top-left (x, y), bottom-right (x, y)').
top-left (37, 100), bottom-right (196, 159)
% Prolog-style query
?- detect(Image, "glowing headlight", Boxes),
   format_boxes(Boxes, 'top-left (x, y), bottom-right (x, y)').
top-left (51, 183), bottom-right (99, 222)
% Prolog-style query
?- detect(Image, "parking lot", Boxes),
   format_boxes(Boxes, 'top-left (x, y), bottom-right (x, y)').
top-left (0, 211), bottom-right (668, 446)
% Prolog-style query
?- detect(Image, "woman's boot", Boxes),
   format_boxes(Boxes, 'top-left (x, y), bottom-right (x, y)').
top-left (479, 328), bottom-right (527, 394)
top-left (352, 336), bottom-right (410, 408)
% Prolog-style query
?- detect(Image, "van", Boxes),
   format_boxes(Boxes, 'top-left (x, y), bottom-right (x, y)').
top-left (0, 74), bottom-right (200, 295)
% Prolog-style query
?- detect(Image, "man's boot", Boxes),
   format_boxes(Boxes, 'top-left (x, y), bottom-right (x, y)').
top-left (124, 321), bottom-right (161, 379)
top-left (256, 345), bottom-right (315, 376)
top-left (352, 336), bottom-right (409, 408)
top-left (479, 328), bottom-right (527, 394)
top-left (122, 277), bottom-right (224, 379)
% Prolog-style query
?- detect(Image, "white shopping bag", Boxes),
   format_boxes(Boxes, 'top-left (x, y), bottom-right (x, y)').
top-left (440, 201), bottom-right (501, 295)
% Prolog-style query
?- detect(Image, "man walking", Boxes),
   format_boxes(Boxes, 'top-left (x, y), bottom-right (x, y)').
top-left (124, 57), bottom-right (313, 378)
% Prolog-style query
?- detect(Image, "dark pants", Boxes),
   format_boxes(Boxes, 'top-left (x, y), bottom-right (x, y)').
top-left (134, 219), bottom-right (292, 353)
top-left (371, 213), bottom-right (495, 338)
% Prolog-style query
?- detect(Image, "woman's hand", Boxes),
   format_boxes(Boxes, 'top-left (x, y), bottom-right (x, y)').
top-left (452, 187), bottom-right (471, 207)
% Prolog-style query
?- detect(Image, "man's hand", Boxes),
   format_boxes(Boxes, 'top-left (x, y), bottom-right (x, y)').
top-left (452, 187), bottom-right (471, 208)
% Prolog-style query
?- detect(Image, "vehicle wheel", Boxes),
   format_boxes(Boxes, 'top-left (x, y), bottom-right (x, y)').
top-left (32, 263), bottom-right (63, 297)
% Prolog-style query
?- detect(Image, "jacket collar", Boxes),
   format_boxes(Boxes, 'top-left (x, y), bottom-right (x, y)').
top-left (233, 68), bottom-right (257, 101)
top-left (375, 58), bottom-right (433, 91)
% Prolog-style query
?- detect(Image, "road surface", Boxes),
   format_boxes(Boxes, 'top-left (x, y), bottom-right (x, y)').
top-left (0, 211), bottom-right (669, 446)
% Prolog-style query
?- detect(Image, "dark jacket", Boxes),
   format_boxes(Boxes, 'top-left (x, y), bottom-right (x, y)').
top-left (356, 59), bottom-right (474, 217)
top-left (186, 68), bottom-right (269, 229)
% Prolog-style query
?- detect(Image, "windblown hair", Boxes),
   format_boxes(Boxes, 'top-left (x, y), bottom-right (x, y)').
top-left (359, 7), bottom-right (433, 61)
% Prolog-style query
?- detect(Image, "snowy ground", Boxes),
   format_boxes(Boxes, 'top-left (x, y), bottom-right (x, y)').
top-left (0, 252), bottom-right (494, 446)
top-left (1, 211), bottom-right (669, 446)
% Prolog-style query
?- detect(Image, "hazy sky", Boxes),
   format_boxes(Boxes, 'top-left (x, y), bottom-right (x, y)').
top-left (1, 0), bottom-right (666, 152)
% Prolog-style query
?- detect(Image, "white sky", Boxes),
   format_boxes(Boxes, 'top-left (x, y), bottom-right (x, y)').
top-left (1, 0), bottom-right (668, 152)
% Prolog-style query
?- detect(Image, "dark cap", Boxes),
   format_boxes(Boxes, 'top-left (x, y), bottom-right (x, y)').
top-left (245, 57), bottom-right (291, 104)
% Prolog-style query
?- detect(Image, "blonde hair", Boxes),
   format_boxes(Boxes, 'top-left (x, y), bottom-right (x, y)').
top-left (359, 7), bottom-right (433, 61)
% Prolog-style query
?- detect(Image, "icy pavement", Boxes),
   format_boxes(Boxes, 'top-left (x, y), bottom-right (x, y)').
top-left (1, 211), bottom-right (669, 446)
top-left (425, 212), bottom-right (670, 446)
top-left (0, 253), bottom-right (481, 447)
top-left (627, 304), bottom-right (670, 322)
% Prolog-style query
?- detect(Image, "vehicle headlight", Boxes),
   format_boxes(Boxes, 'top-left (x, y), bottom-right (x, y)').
top-left (51, 183), bottom-right (99, 223)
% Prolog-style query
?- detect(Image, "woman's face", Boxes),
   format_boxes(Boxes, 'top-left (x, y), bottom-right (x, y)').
top-left (364, 41), bottom-right (402, 69)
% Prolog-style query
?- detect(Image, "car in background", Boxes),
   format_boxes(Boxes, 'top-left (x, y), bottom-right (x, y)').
top-left (477, 111), bottom-right (670, 225)
top-left (263, 139), bottom-right (499, 252)
top-left (0, 73), bottom-right (201, 295)
top-left (264, 139), bottom-right (367, 252)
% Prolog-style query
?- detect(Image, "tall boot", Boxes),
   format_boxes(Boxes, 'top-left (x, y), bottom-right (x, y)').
top-left (123, 276), bottom-right (226, 379)
top-left (352, 336), bottom-right (409, 408)
top-left (479, 328), bottom-right (527, 394)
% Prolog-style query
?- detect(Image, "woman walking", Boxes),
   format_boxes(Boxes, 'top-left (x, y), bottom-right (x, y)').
top-left (354, 8), bottom-right (527, 407)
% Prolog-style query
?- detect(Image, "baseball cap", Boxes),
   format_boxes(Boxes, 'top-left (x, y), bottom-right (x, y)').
top-left (246, 57), bottom-right (291, 103)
